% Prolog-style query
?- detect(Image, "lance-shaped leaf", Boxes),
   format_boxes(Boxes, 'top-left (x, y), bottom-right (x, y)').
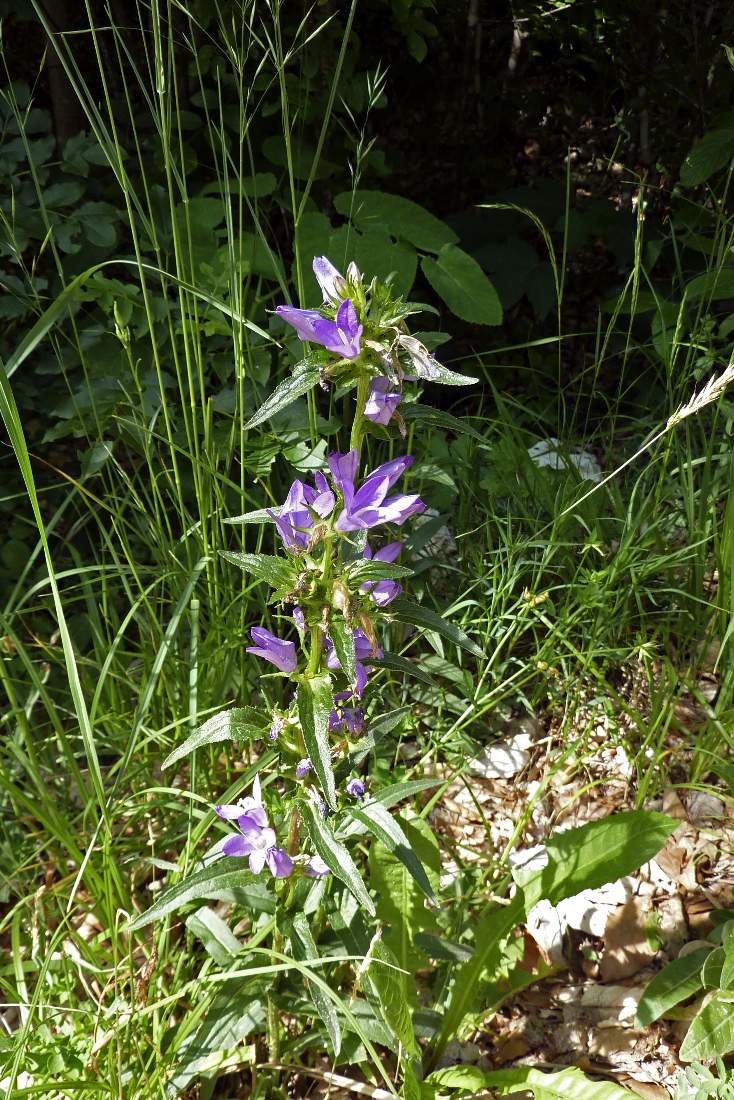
top-left (350, 801), bottom-right (434, 899)
top-left (347, 559), bottom-right (414, 585)
top-left (388, 596), bottom-right (483, 658)
top-left (635, 948), bottom-right (710, 1028)
top-left (129, 859), bottom-right (271, 929)
top-left (364, 937), bottom-right (418, 1055)
top-left (329, 618), bottom-right (357, 687)
top-left (430, 1064), bottom-right (635, 1098)
top-left (300, 799), bottom-right (375, 916)
top-left (219, 550), bottom-right (298, 592)
top-left (373, 652), bottom-right (437, 686)
top-left (680, 991), bottom-right (734, 1062)
top-left (245, 362), bottom-right (321, 429)
top-left (291, 912), bottom-right (342, 1055)
top-left (402, 403), bottom-right (486, 443)
top-left (298, 673), bottom-right (337, 810)
top-left (223, 507), bottom-right (272, 526)
top-left (162, 708), bottom-right (264, 770)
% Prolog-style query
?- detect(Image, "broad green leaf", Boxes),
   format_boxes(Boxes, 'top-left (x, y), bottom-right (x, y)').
top-left (169, 981), bottom-right (265, 1093)
top-left (347, 560), bottom-right (414, 585)
top-left (685, 268), bottom-right (734, 303)
top-left (373, 652), bottom-right (438, 686)
top-left (370, 817), bottom-right (441, 975)
top-left (328, 223), bottom-right (418, 297)
top-left (291, 912), bottom-right (342, 1055)
top-left (339, 779), bottom-right (443, 838)
top-left (365, 938), bottom-right (417, 1054)
top-left (350, 800), bottom-right (434, 899)
top-left (413, 932), bottom-right (472, 963)
top-left (721, 936), bottom-right (734, 989)
top-left (680, 127), bottom-right (734, 187)
top-left (680, 992), bottom-right (734, 1062)
top-left (129, 859), bottom-right (269, 929)
top-left (218, 550), bottom-right (296, 591)
top-left (300, 800), bottom-right (375, 915)
top-left (702, 947), bottom-right (725, 989)
top-left (334, 190), bottom-right (458, 252)
top-left (245, 363), bottom-right (321, 429)
top-left (636, 948), bottom-right (710, 1027)
top-left (431, 1065), bottom-right (635, 1098)
top-left (402, 403), bottom-right (486, 443)
top-left (522, 810), bottom-right (679, 911)
top-left (162, 708), bottom-right (263, 770)
top-left (329, 618), bottom-right (357, 688)
top-left (436, 811), bottom-right (676, 1058)
top-left (388, 596), bottom-right (483, 658)
top-left (185, 906), bottom-right (243, 965)
top-left (298, 674), bottom-right (337, 810)
top-left (223, 507), bottom-right (272, 525)
top-left (421, 244), bottom-right (502, 326)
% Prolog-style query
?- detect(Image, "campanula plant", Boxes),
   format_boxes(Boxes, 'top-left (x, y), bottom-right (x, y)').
top-left (131, 254), bottom-right (482, 1091)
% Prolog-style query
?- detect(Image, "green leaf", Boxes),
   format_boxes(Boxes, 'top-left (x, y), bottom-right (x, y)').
top-left (291, 912), bottom-right (342, 1055)
top-left (431, 1065), bottom-right (635, 1098)
top-left (168, 981), bottom-right (266, 1093)
top-left (702, 947), bottom-right (725, 989)
top-left (218, 550), bottom-right (296, 592)
top-left (680, 992), bottom-right (734, 1062)
top-left (223, 507), bottom-right (272, 526)
top-left (685, 268), bottom-right (734, 303)
top-left (522, 810), bottom-right (679, 911)
top-left (329, 618), bottom-right (357, 688)
top-left (373, 652), bottom-right (438, 686)
top-left (334, 190), bottom-right (458, 252)
top-left (245, 362), bottom-right (321, 429)
top-left (413, 932), bottom-right (472, 963)
top-left (298, 674), bottom-right (337, 810)
top-left (364, 938), bottom-right (418, 1054)
top-left (350, 800), bottom-right (434, 898)
top-left (388, 596), bottom-right (483, 658)
top-left (636, 948), bottom-right (710, 1027)
top-left (128, 859), bottom-right (267, 929)
top-left (300, 800), bottom-right (375, 915)
top-left (162, 708), bottom-right (263, 770)
top-left (421, 244), bottom-right (503, 325)
top-left (347, 559), bottom-right (414, 585)
top-left (185, 906), bottom-right (243, 965)
top-left (402, 403), bottom-right (487, 443)
top-left (721, 936), bottom-right (734, 989)
top-left (680, 127), bottom-right (734, 187)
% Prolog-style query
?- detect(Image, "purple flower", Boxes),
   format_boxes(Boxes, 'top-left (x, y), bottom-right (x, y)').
top-left (246, 627), bottom-right (297, 673)
top-left (267, 847), bottom-right (294, 878)
top-left (268, 715), bottom-right (286, 741)
top-left (325, 628), bottom-right (382, 696)
top-left (275, 305), bottom-right (324, 343)
top-left (296, 758), bottom-right (312, 779)
top-left (276, 296), bottom-right (362, 360)
top-left (215, 775), bottom-right (269, 830)
top-left (267, 474), bottom-right (335, 551)
top-left (361, 541), bottom-right (403, 607)
top-left (328, 450), bottom-right (425, 533)
top-left (293, 606), bottom-right (306, 633)
top-left (312, 299), bottom-right (363, 360)
top-left (365, 377), bottom-right (402, 426)
top-left (305, 855), bottom-right (330, 877)
top-left (329, 690), bottom-right (366, 736)
top-left (346, 778), bottom-right (366, 800)
top-left (313, 255), bottom-right (346, 303)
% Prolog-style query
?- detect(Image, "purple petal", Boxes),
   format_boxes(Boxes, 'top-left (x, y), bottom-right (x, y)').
top-left (374, 541), bottom-right (402, 563)
top-left (249, 849), bottom-right (267, 874)
top-left (293, 606), bottom-right (306, 633)
top-left (305, 855), bottom-right (330, 878)
top-left (267, 847), bottom-right (294, 878)
top-left (246, 627), bottom-right (297, 673)
top-left (215, 803), bottom-right (247, 820)
top-left (275, 305), bottom-right (323, 342)
top-left (367, 455), bottom-right (414, 492)
top-left (378, 493), bottom-right (426, 526)
top-left (370, 580), bottom-right (402, 606)
top-left (365, 377), bottom-right (402, 425)
top-left (222, 834), bottom-right (251, 857)
top-left (346, 778), bottom-right (366, 799)
top-left (312, 299), bottom-right (362, 359)
top-left (313, 255), bottom-right (345, 302)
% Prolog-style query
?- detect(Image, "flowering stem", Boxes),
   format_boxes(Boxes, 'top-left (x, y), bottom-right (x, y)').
top-left (306, 625), bottom-right (323, 677)
top-left (349, 372), bottom-right (370, 455)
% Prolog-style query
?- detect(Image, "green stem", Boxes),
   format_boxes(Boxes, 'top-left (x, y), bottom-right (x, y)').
top-left (349, 371), bottom-right (370, 455)
top-left (306, 625), bottom-right (323, 677)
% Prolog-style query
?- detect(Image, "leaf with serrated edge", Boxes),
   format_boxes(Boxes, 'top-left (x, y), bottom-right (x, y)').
top-left (298, 674), bottom-right (337, 810)
top-left (300, 800), bottom-right (375, 915)
top-left (245, 364), bottom-right (320, 429)
top-left (162, 708), bottom-right (263, 770)
top-left (291, 912), bottom-right (342, 1055)
top-left (219, 550), bottom-right (296, 590)
top-left (388, 596), bottom-right (482, 658)
top-left (129, 859), bottom-right (263, 929)
top-left (351, 801), bottom-right (434, 898)
top-left (329, 618), bottom-right (357, 687)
